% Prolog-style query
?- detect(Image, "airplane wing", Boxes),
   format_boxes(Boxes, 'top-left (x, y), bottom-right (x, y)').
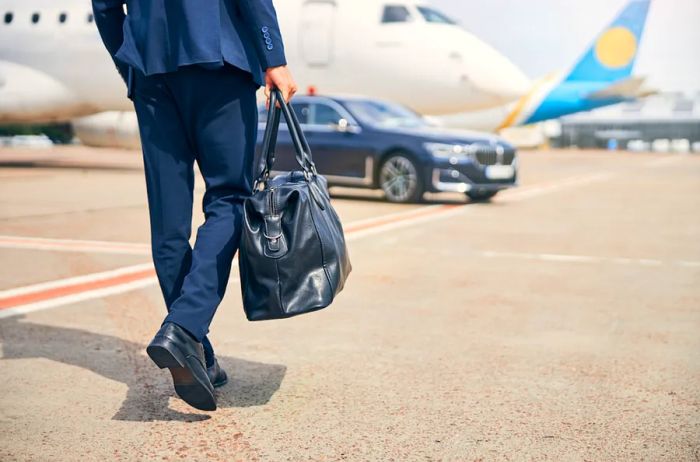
top-left (586, 76), bottom-right (653, 99)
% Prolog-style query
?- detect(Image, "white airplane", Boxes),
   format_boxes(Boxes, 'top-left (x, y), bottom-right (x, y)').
top-left (0, 0), bottom-right (530, 144)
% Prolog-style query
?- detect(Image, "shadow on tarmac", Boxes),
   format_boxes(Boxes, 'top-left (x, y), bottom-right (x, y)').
top-left (0, 316), bottom-right (286, 422)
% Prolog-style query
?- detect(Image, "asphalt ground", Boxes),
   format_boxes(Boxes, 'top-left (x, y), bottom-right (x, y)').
top-left (0, 146), bottom-right (698, 461)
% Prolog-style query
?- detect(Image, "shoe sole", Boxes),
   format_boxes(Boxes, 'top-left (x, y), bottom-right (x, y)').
top-left (147, 342), bottom-right (217, 411)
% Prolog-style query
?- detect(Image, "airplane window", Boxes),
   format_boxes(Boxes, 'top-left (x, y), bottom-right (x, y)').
top-left (311, 104), bottom-right (343, 126)
top-left (416, 6), bottom-right (456, 24)
top-left (31, 12), bottom-right (40, 24)
top-left (4, 12), bottom-right (13, 24)
top-left (59, 12), bottom-right (68, 23)
top-left (87, 13), bottom-right (94, 23)
top-left (381, 6), bottom-right (412, 23)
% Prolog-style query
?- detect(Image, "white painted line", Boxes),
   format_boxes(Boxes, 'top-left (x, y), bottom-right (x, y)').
top-left (643, 155), bottom-right (687, 168)
top-left (0, 263), bottom-right (154, 299)
top-left (0, 171), bottom-right (617, 257)
top-left (0, 171), bottom-right (622, 318)
top-left (0, 277), bottom-right (158, 319)
top-left (343, 204), bottom-right (446, 228)
top-left (348, 172), bottom-right (619, 239)
top-left (610, 257), bottom-right (636, 265)
top-left (0, 263), bottom-right (156, 319)
top-left (637, 259), bottom-right (664, 266)
top-left (345, 205), bottom-right (465, 241)
top-left (479, 250), bottom-right (602, 264)
top-left (476, 250), bottom-right (696, 268)
top-left (500, 172), bottom-right (615, 202)
top-left (0, 235), bottom-right (150, 256)
top-left (536, 253), bottom-right (601, 263)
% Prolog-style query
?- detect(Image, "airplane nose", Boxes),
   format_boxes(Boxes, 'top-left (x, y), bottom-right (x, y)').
top-left (454, 31), bottom-right (532, 109)
top-left (468, 66), bottom-right (531, 104)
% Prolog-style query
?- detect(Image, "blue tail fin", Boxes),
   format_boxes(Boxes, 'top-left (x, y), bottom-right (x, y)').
top-left (564, 0), bottom-right (651, 83)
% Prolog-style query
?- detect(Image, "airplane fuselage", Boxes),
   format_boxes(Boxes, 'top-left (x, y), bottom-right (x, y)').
top-left (0, 0), bottom-right (531, 124)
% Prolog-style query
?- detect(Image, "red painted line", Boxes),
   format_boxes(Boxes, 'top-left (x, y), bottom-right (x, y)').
top-left (0, 204), bottom-right (475, 312)
top-left (0, 236), bottom-right (148, 251)
top-left (0, 206), bottom-right (457, 312)
top-left (0, 268), bottom-right (156, 310)
top-left (0, 173), bottom-right (618, 315)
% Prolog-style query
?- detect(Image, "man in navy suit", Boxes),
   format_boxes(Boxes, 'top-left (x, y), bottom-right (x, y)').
top-left (92, 0), bottom-right (297, 411)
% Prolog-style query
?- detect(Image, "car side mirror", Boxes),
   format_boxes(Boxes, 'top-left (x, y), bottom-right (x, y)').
top-left (334, 118), bottom-right (361, 134)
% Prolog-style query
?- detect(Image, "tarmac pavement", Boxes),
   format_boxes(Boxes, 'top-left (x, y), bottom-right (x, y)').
top-left (0, 146), bottom-right (698, 461)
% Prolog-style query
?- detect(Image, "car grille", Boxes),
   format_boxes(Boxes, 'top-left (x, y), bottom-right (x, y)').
top-left (472, 145), bottom-right (516, 166)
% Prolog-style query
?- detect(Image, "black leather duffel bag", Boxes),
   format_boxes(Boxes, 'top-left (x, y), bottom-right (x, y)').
top-left (238, 89), bottom-right (352, 321)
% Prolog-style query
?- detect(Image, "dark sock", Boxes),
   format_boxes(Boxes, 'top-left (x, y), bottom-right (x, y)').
top-left (202, 336), bottom-right (215, 368)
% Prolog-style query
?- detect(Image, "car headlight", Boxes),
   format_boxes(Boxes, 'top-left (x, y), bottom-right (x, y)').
top-left (423, 142), bottom-right (470, 159)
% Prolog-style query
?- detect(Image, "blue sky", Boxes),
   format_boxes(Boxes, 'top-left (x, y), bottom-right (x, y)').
top-left (431, 0), bottom-right (700, 95)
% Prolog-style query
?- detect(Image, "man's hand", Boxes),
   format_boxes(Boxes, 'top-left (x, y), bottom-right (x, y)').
top-left (265, 65), bottom-right (297, 107)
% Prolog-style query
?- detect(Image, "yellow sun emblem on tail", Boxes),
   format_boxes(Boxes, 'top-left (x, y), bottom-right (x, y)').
top-left (595, 27), bottom-right (637, 68)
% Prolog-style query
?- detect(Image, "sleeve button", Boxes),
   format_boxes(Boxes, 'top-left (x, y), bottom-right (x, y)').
top-left (261, 26), bottom-right (269, 33)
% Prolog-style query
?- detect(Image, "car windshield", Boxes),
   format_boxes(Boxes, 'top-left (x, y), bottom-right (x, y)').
top-left (344, 100), bottom-right (428, 129)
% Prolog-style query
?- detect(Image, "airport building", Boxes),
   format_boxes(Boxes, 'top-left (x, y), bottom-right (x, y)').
top-left (550, 93), bottom-right (700, 152)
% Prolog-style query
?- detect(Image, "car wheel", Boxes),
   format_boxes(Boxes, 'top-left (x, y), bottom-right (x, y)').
top-left (466, 190), bottom-right (498, 202)
top-left (379, 153), bottom-right (423, 203)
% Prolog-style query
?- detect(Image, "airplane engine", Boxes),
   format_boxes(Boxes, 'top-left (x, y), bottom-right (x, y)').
top-left (0, 60), bottom-right (99, 124)
top-left (71, 111), bottom-right (141, 149)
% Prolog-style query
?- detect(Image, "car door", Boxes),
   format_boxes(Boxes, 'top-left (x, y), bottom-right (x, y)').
top-left (259, 102), bottom-right (310, 174)
top-left (302, 101), bottom-right (372, 184)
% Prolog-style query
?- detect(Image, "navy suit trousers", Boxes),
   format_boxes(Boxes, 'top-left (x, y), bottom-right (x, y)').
top-left (131, 64), bottom-right (259, 359)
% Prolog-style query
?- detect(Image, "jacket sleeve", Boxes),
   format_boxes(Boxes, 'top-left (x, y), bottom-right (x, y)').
top-left (91, 0), bottom-right (129, 83)
top-left (237, 0), bottom-right (288, 70)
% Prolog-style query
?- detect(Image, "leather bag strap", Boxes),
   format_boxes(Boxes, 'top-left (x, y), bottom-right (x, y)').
top-left (256, 91), bottom-right (282, 187)
top-left (255, 89), bottom-right (318, 187)
top-left (278, 91), bottom-right (318, 175)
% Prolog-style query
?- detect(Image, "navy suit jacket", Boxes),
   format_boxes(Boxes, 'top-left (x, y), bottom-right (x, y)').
top-left (92, 0), bottom-right (287, 90)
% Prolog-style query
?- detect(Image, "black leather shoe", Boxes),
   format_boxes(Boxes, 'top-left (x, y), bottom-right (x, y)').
top-left (207, 357), bottom-right (228, 388)
top-left (146, 322), bottom-right (216, 411)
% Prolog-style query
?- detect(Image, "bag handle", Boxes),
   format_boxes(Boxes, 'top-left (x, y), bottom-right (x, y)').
top-left (255, 89), bottom-right (318, 189)
top-left (255, 90), bottom-right (282, 188)
top-left (276, 91), bottom-right (318, 175)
